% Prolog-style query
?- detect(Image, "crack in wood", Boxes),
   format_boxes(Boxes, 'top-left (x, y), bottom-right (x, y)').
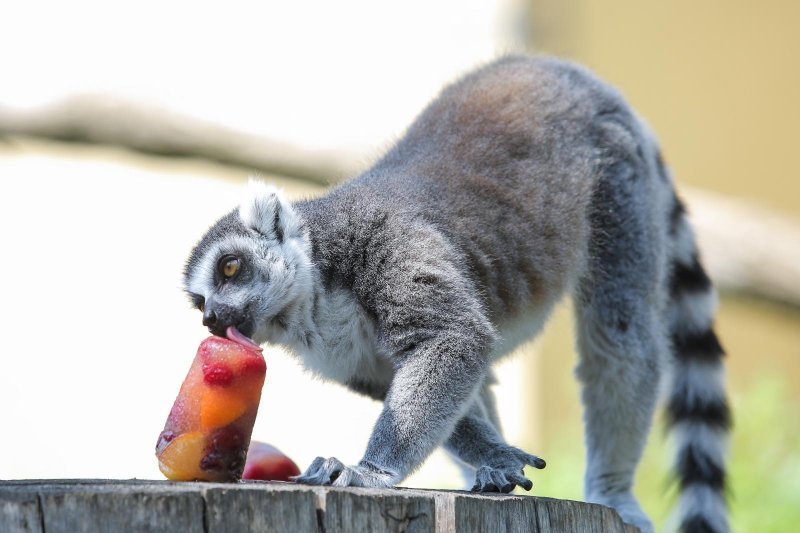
top-left (35, 493), bottom-right (46, 533)
top-left (200, 490), bottom-right (209, 533)
top-left (315, 507), bottom-right (326, 533)
top-left (381, 508), bottom-right (427, 529)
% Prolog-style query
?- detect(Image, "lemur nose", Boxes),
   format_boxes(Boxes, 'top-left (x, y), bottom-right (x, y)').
top-left (202, 309), bottom-right (217, 328)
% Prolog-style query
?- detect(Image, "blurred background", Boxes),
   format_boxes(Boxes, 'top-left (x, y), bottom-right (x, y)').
top-left (1, 1), bottom-right (798, 531)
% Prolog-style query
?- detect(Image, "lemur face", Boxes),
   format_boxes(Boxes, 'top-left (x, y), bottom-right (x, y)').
top-left (183, 181), bottom-right (312, 345)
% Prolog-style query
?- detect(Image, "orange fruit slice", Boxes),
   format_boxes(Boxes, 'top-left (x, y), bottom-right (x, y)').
top-left (157, 431), bottom-right (205, 480)
top-left (200, 388), bottom-right (248, 429)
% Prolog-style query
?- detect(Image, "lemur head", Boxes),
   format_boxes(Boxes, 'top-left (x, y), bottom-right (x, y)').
top-left (183, 180), bottom-right (313, 345)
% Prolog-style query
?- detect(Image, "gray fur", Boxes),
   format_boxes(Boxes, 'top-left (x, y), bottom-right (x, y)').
top-left (184, 55), bottom-right (729, 532)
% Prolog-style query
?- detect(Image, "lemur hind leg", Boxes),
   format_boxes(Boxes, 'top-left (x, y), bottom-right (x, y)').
top-left (446, 377), bottom-right (496, 488)
top-left (444, 377), bottom-right (545, 493)
top-left (573, 120), bottom-right (669, 533)
top-left (574, 297), bottom-right (663, 533)
top-left (478, 373), bottom-right (503, 434)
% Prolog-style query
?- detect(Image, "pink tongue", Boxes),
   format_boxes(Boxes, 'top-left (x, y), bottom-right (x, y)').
top-left (226, 326), bottom-right (263, 352)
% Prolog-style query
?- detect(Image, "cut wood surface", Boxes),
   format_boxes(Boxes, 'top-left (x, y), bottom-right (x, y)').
top-left (0, 480), bottom-right (638, 533)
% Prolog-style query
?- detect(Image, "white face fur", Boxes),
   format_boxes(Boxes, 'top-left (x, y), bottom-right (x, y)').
top-left (184, 180), bottom-right (314, 344)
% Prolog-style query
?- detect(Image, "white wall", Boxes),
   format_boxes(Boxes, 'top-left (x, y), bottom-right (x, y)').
top-left (0, 0), bottom-right (533, 486)
top-left (1, 0), bottom-right (526, 155)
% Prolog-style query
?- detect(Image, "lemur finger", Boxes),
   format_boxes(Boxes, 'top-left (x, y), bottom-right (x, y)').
top-left (321, 457), bottom-right (345, 483)
top-left (331, 467), bottom-right (353, 487)
top-left (490, 470), bottom-right (515, 494)
top-left (473, 466), bottom-right (499, 492)
top-left (295, 456), bottom-right (344, 485)
top-left (305, 456), bottom-right (326, 475)
top-left (507, 472), bottom-right (533, 491)
top-left (523, 453), bottom-right (546, 469)
top-left (294, 472), bottom-right (326, 485)
top-left (293, 456), bottom-right (326, 483)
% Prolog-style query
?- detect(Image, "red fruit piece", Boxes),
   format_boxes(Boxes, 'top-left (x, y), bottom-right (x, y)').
top-left (201, 427), bottom-right (248, 478)
top-left (242, 441), bottom-right (301, 482)
top-left (196, 336), bottom-right (232, 361)
top-left (240, 355), bottom-right (267, 375)
top-left (203, 362), bottom-right (234, 387)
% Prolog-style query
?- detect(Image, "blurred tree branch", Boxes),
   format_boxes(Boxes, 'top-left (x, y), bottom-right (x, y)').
top-left (1, 95), bottom-right (798, 308)
top-left (0, 95), bottom-right (358, 186)
top-left (686, 188), bottom-right (800, 309)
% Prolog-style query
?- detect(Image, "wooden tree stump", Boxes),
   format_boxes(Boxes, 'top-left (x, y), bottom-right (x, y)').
top-left (0, 480), bottom-right (638, 532)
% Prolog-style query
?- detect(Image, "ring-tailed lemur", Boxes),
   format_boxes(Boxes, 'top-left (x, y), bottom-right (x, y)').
top-left (184, 55), bottom-right (730, 533)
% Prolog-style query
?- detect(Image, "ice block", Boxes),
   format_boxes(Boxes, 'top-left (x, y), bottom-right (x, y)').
top-left (242, 441), bottom-right (301, 481)
top-left (156, 327), bottom-right (266, 482)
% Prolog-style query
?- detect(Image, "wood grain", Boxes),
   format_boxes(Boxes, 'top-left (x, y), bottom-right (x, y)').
top-left (0, 480), bottom-right (639, 532)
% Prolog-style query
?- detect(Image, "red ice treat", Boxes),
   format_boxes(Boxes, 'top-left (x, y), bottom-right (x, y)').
top-left (242, 441), bottom-right (301, 481)
top-left (156, 327), bottom-right (266, 481)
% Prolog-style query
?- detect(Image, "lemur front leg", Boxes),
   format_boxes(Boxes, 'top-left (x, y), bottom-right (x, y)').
top-left (296, 224), bottom-right (503, 488)
top-left (295, 327), bottom-right (494, 487)
top-left (444, 398), bottom-right (545, 493)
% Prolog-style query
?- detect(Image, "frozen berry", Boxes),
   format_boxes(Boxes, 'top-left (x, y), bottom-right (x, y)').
top-left (240, 355), bottom-right (267, 375)
top-left (207, 426), bottom-right (244, 452)
top-left (202, 362), bottom-right (234, 387)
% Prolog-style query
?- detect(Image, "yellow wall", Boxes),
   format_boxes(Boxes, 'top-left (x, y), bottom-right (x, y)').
top-left (525, 0), bottom-right (800, 413)
top-left (530, 0), bottom-right (800, 215)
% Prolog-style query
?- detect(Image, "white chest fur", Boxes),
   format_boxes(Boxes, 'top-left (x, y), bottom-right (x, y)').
top-left (292, 287), bottom-right (390, 385)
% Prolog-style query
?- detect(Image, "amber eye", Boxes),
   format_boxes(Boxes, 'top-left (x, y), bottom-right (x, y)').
top-left (219, 256), bottom-right (240, 279)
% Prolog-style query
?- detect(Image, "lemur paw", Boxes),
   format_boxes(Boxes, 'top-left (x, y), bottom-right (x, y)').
top-left (293, 457), bottom-right (398, 488)
top-left (471, 446), bottom-right (545, 494)
top-left (588, 492), bottom-right (653, 533)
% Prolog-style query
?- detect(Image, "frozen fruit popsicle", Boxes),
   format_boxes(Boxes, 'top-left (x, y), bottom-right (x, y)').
top-left (242, 441), bottom-right (301, 481)
top-left (156, 327), bottom-right (266, 482)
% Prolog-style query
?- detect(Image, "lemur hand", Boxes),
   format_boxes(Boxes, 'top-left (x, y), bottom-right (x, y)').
top-left (471, 445), bottom-right (546, 493)
top-left (293, 457), bottom-right (399, 488)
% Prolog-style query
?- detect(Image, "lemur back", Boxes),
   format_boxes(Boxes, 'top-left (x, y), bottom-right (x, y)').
top-left (186, 55), bottom-right (729, 533)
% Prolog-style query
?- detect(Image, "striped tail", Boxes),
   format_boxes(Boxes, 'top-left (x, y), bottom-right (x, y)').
top-left (665, 197), bottom-right (731, 533)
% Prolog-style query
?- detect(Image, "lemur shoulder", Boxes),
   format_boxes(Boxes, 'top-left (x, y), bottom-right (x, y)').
top-left (185, 55), bottom-right (730, 533)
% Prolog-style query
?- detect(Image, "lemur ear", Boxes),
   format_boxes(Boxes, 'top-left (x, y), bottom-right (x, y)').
top-left (239, 179), bottom-right (302, 243)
